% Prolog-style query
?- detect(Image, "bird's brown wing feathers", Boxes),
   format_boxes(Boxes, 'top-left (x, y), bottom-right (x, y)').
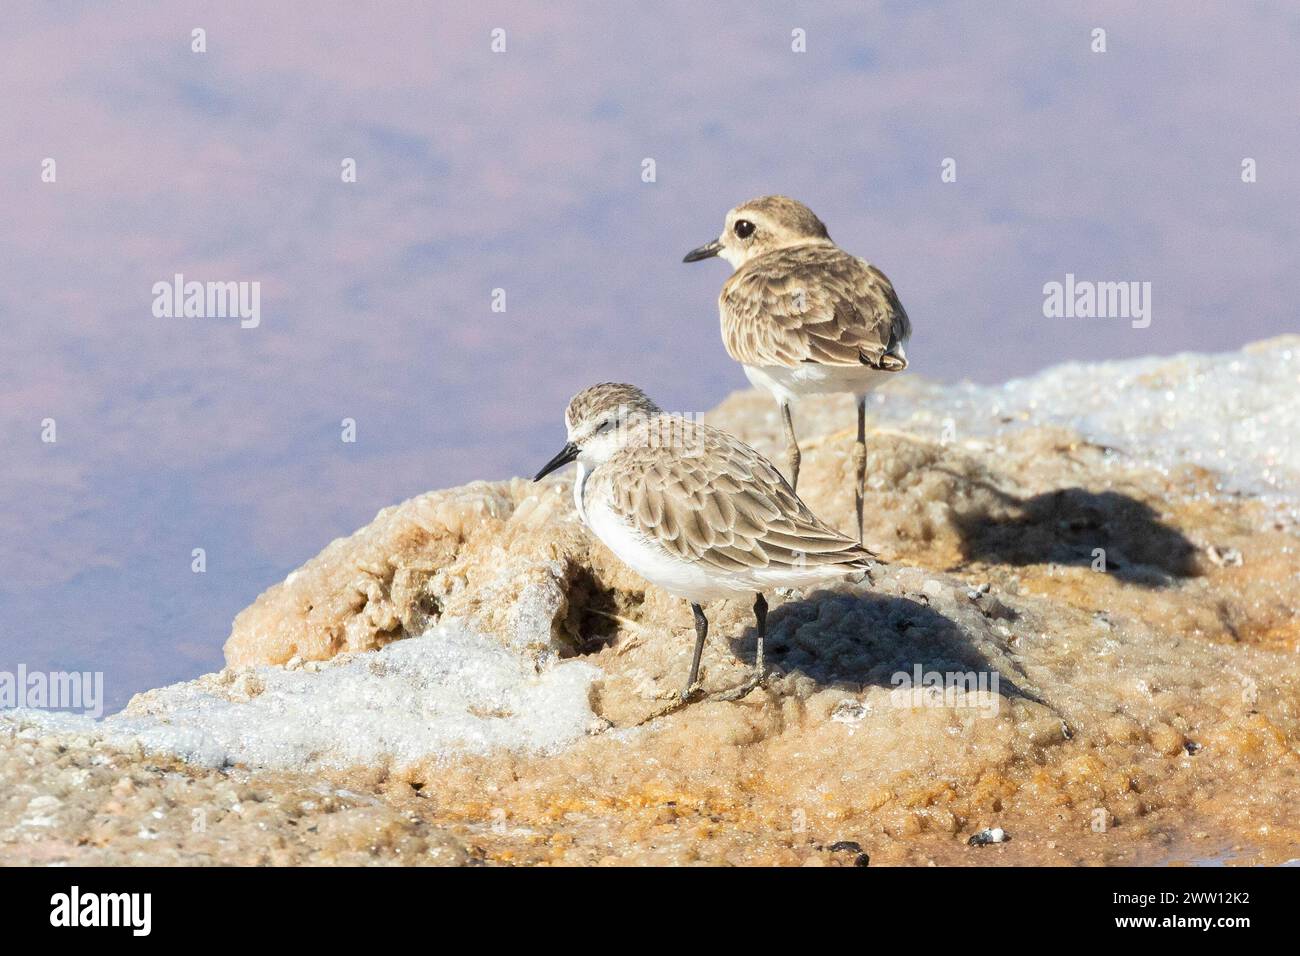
top-left (720, 244), bottom-right (910, 370)
top-left (591, 418), bottom-right (875, 574)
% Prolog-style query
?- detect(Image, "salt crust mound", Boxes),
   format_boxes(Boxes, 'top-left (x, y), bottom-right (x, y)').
top-left (3, 338), bottom-right (1298, 865)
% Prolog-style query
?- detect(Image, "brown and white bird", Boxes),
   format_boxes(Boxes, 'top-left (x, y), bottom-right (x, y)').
top-left (684, 195), bottom-right (911, 543)
top-left (534, 383), bottom-right (874, 702)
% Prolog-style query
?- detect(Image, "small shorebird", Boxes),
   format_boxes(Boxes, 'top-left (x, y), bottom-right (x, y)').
top-left (534, 383), bottom-right (874, 702)
top-left (684, 195), bottom-right (911, 543)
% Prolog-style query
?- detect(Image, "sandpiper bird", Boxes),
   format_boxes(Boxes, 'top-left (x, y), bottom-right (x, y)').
top-left (683, 195), bottom-right (911, 543)
top-left (534, 383), bottom-right (874, 702)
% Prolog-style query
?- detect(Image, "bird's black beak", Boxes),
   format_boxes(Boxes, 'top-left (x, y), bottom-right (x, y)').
top-left (533, 442), bottom-right (579, 481)
top-left (682, 238), bottom-right (722, 263)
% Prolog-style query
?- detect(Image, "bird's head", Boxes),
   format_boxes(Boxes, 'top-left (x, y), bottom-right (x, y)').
top-left (683, 195), bottom-right (830, 269)
top-left (533, 383), bottom-right (662, 479)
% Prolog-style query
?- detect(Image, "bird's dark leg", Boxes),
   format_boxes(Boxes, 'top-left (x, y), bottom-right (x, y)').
top-left (682, 602), bottom-right (708, 700)
top-left (637, 599), bottom-right (758, 725)
top-left (781, 401), bottom-right (801, 491)
top-left (707, 592), bottom-right (767, 702)
top-left (854, 396), bottom-right (867, 545)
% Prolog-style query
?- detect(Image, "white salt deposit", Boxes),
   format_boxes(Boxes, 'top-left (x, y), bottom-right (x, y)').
top-left (873, 337), bottom-right (1300, 499)
top-left (5, 622), bottom-right (600, 771)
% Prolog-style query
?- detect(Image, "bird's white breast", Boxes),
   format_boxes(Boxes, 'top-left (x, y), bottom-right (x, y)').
top-left (580, 485), bottom-right (743, 605)
top-left (579, 473), bottom-right (862, 604)
top-left (743, 363), bottom-right (895, 404)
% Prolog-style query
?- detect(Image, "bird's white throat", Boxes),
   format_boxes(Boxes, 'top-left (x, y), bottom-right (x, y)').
top-left (572, 460), bottom-right (590, 525)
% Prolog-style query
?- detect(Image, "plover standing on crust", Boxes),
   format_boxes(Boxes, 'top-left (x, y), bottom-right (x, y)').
top-left (534, 383), bottom-right (874, 702)
top-left (683, 195), bottom-right (911, 543)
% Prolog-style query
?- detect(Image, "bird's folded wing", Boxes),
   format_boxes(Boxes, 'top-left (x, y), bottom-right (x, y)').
top-left (720, 245), bottom-right (911, 369)
top-left (597, 420), bottom-right (875, 574)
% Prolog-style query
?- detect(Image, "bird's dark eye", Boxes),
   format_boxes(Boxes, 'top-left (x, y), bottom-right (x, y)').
top-left (594, 418), bottom-right (615, 435)
top-left (734, 219), bottom-right (756, 239)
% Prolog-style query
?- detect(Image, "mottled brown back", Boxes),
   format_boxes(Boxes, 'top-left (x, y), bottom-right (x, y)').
top-left (720, 243), bottom-right (910, 369)
top-left (587, 415), bottom-right (875, 572)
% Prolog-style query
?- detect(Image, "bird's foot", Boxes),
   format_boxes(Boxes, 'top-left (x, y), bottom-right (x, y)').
top-left (634, 684), bottom-right (699, 726)
top-left (704, 667), bottom-right (767, 703)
